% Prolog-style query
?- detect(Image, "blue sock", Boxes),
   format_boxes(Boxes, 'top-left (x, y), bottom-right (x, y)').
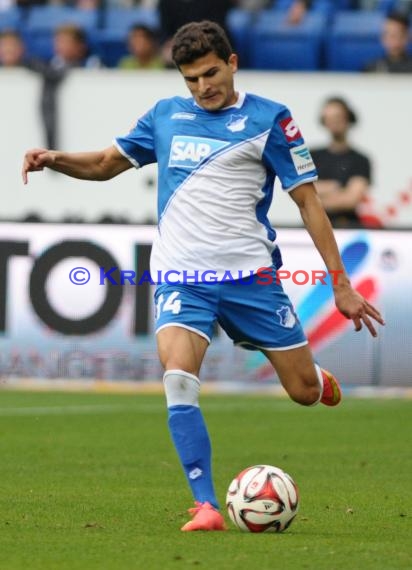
top-left (168, 404), bottom-right (218, 509)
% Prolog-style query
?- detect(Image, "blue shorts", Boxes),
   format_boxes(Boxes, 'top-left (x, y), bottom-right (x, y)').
top-left (154, 270), bottom-right (307, 351)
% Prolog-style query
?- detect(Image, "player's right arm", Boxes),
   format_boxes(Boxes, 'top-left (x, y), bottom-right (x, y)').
top-left (22, 145), bottom-right (132, 185)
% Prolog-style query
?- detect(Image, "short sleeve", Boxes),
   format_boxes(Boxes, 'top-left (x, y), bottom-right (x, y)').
top-left (358, 154), bottom-right (372, 183)
top-left (262, 106), bottom-right (318, 191)
top-left (114, 107), bottom-right (157, 168)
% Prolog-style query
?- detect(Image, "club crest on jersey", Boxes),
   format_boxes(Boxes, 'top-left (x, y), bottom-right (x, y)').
top-left (169, 136), bottom-right (229, 169)
top-left (276, 305), bottom-right (296, 329)
top-left (226, 114), bottom-right (248, 132)
top-left (290, 144), bottom-right (315, 174)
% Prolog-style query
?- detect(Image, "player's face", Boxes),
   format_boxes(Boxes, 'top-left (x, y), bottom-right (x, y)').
top-left (180, 52), bottom-right (238, 111)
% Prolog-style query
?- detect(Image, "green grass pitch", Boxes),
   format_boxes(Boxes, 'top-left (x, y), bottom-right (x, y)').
top-left (0, 391), bottom-right (411, 570)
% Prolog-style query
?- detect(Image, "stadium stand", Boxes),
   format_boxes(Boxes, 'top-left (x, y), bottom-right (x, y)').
top-left (326, 11), bottom-right (385, 71)
top-left (0, 3), bottom-right (411, 69)
top-left (271, 0), bottom-right (352, 16)
top-left (91, 7), bottom-right (160, 68)
top-left (22, 6), bottom-right (98, 62)
top-left (90, 29), bottom-right (127, 68)
top-left (0, 6), bottom-right (22, 32)
top-left (99, 6), bottom-right (159, 32)
top-left (226, 8), bottom-right (253, 68)
top-left (24, 6), bottom-right (98, 33)
top-left (248, 10), bottom-right (327, 70)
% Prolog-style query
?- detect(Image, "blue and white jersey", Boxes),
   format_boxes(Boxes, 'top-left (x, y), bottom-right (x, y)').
top-left (114, 92), bottom-right (317, 278)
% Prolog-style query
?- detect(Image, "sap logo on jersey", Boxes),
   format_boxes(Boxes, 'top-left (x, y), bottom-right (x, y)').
top-left (169, 136), bottom-right (229, 168)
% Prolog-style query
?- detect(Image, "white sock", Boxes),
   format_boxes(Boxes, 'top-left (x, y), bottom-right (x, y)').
top-left (308, 364), bottom-right (324, 407)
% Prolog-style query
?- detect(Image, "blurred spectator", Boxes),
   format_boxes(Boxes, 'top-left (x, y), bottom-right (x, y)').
top-left (311, 97), bottom-right (372, 228)
top-left (0, 30), bottom-right (26, 67)
top-left (31, 24), bottom-right (103, 149)
top-left (50, 24), bottom-right (102, 71)
top-left (363, 12), bottom-right (412, 72)
top-left (21, 212), bottom-right (44, 223)
top-left (118, 24), bottom-right (164, 70)
top-left (285, 1), bottom-right (314, 25)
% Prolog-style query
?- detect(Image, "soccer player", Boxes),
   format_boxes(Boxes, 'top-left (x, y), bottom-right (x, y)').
top-left (22, 21), bottom-right (384, 532)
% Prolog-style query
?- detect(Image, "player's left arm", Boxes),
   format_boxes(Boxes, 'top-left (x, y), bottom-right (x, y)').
top-left (289, 182), bottom-right (385, 336)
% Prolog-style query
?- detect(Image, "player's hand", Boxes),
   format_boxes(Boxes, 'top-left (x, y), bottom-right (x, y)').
top-left (334, 285), bottom-right (385, 337)
top-left (22, 148), bottom-right (55, 184)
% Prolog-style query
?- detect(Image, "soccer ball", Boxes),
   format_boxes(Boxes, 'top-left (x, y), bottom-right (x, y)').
top-left (226, 464), bottom-right (299, 533)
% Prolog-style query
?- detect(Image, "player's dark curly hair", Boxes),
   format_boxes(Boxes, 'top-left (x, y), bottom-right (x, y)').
top-left (172, 21), bottom-right (233, 68)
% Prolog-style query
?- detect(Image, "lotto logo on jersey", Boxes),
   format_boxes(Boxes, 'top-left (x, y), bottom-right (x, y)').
top-left (291, 144), bottom-right (315, 174)
top-left (279, 117), bottom-right (302, 142)
top-left (169, 136), bottom-right (229, 169)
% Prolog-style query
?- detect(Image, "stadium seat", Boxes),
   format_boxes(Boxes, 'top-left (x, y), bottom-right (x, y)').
top-left (23, 31), bottom-right (54, 61)
top-left (271, 0), bottom-right (352, 13)
top-left (101, 7), bottom-right (159, 33)
top-left (24, 6), bottom-right (98, 33)
top-left (326, 11), bottom-right (385, 71)
top-left (355, 1), bottom-right (408, 14)
top-left (90, 7), bottom-right (160, 67)
top-left (226, 9), bottom-right (253, 68)
top-left (21, 7), bottom-right (99, 62)
top-left (249, 11), bottom-right (326, 70)
top-left (0, 7), bottom-right (22, 32)
top-left (374, 0), bottom-right (397, 13)
top-left (91, 29), bottom-right (128, 68)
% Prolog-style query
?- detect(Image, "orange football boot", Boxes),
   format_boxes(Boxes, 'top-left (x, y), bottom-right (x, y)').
top-left (320, 368), bottom-right (342, 406)
top-left (181, 501), bottom-right (227, 532)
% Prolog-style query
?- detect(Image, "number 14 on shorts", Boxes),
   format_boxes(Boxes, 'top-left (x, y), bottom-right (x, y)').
top-left (156, 292), bottom-right (182, 318)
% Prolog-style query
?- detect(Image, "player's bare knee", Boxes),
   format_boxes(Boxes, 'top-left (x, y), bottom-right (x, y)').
top-left (302, 384), bottom-right (322, 406)
top-left (288, 383), bottom-right (321, 406)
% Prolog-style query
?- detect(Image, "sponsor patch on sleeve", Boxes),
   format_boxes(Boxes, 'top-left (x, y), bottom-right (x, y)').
top-left (290, 144), bottom-right (315, 175)
top-left (279, 117), bottom-right (302, 142)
